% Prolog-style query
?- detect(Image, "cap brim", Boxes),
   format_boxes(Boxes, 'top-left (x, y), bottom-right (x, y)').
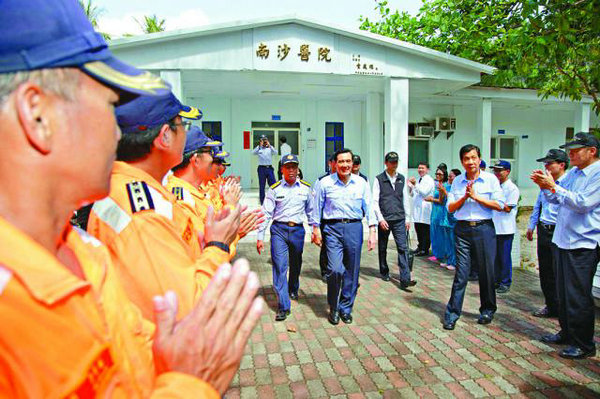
top-left (179, 105), bottom-right (202, 120)
top-left (536, 156), bottom-right (557, 162)
top-left (206, 141), bottom-right (223, 147)
top-left (559, 142), bottom-right (586, 150)
top-left (81, 57), bottom-right (171, 99)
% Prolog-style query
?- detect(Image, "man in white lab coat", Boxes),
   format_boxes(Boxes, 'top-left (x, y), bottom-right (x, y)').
top-left (407, 162), bottom-right (435, 256)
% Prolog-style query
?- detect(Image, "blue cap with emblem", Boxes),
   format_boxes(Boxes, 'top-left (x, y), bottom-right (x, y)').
top-left (116, 92), bottom-right (202, 134)
top-left (281, 154), bottom-right (299, 165)
top-left (213, 150), bottom-right (231, 166)
top-left (184, 126), bottom-right (222, 154)
top-left (492, 160), bottom-right (511, 170)
top-left (0, 0), bottom-right (170, 99)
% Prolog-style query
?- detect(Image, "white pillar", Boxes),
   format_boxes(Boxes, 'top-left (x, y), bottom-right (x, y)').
top-left (574, 103), bottom-right (591, 133)
top-left (477, 99), bottom-right (492, 162)
top-left (364, 92), bottom-right (383, 179)
top-left (160, 70), bottom-right (182, 100)
top-left (384, 78), bottom-right (409, 176)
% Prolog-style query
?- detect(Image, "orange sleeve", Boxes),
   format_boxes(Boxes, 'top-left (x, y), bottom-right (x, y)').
top-left (192, 246), bottom-right (230, 295)
top-left (152, 373), bottom-right (220, 398)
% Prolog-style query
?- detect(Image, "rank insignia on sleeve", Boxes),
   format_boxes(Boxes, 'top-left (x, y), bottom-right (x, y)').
top-left (171, 186), bottom-right (184, 201)
top-left (270, 181), bottom-right (282, 189)
top-left (126, 181), bottom-right (155, 213)
top-left (300, 180), bottom-right (311, 187)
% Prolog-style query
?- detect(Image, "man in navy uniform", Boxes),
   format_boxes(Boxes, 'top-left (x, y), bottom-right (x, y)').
top-left (312, 148), bottom-right (377, 325)
top-left (532, 132), bottom-right (600, 359)
top-left (372, 151), bottom-right (416, 288)
top-left (443, 144), bottom-right (504, 330)
top-left (253, 135), bottom-right (277, 204)
top-left (257, 154), bottom-right (313, 321)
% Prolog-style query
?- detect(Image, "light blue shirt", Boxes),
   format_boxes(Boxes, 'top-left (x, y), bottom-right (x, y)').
top-left (252, 145), bottom-right (277, 166)
top-left (447, 171), bottom-right (505, 221)
top-left (257, 179), bottom-right (313, 241)
top-left (544, 160), bottom-right (600, 250)
top-left (527, 176), bottom-right (565, 230)
top-left (312, 173), bottom-right (376, 226)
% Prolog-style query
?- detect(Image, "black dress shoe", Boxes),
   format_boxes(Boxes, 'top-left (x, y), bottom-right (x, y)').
top-left (340, 313), bottom-right (353, 324)
top-left (477, 314), bottom-right (493, 325)
top-left (400, 280), bottom-right (417, 289)
top-left (328, 310), bottom-right (340, 325)
top-left (443, 321), bottom-right (455, 330)
top-left (496, 285), bottom-right (510, 294)
top-left (289, 292), bottom-right (298, 300)
top-left (540, 332), bottom-right (567, 344)
top-left (321, 275), bottom-right (327, 283)
top-left (381, 274), bottom-right (390, 282)
top-left (533, 307), bottom-right (558, 318)
top-left (416, 250), bottom-right (429, 257)
top-left (275, 309), bottom-right (290, 321)
top-left (559, 346), bottom-right (596, 359)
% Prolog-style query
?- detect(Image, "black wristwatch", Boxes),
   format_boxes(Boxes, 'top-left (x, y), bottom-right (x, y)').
top-left (205, 241), bottom-right (230, 253)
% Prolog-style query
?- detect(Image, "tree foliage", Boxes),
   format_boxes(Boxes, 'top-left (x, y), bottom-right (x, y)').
top-left (78, 0), bottom-right (111, 40)
top-left (360, 0), bottom-right (600, 115)
top-left (135, 14), bottom-right (167, 34)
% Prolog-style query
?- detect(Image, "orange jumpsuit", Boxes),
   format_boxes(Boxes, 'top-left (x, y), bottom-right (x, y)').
top-left (201, 177), bottom-right (224, 211)
top-left (87, 162), bottom-right (229, 319)
top-left (0, 218), bottom-right (218, 398)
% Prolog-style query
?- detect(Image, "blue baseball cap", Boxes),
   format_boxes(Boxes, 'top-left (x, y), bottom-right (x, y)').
top-left (281, 154), bottom-right (299, 165)
top-left (479, 160), bottom-right (487, 168)
top-left (116, 92), bottom-right (202, 134)
top-left (184, 126), bottom-right (222, 154)
top-left (213, 150), bottom-right (231, 166)
top-left (492, 160), bottom-right (511, 170)
top-left (0, 0), bottom-right (169, 98)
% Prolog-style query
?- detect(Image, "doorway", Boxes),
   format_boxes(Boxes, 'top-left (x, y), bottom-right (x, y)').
top-left (251, 122), bottom-right (301, 188)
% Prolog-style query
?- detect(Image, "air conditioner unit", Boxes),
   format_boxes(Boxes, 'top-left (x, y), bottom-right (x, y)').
top-left (416, 125), bottom-right (434, 137)
top-left (436, 117), bottom-right (456, 131)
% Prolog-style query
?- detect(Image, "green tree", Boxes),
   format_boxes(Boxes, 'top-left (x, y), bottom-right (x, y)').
top-left (360, 0), bottom-right (600, 115)
top-left (135, 14), bottom-right (167, 34)
top-left (78, 0), bottom-right (111, 40)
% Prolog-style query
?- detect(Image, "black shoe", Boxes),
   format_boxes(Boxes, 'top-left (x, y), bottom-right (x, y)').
top-left (443, 321), bottom-right (456, 330)
top-left (533, 307), bottom-right (558, 318)
top-left (559, 346), bottom-right (596, 359)
top-left (477, 314), bottom-right (493, 325)
top-left (540, 332), bottom-right (567, 345)
top-left (328, 310), bottom-right (340, 325)
top-left (321, 275), bottom-right (327, 283)
top-left (381, 274), bottom-right (390, 282)
top-left (409, 249), bottom-right (419, 255)
top-left (289, 292), bottom-right (298, 300)
top-left (400, 280), bottom-right (417, 289)
top-left (340, 313), bottom-right (353, 324)
top-left (496, 285), bottom-right (510, 294)
top-left (416, 250), bottom-right (429, 257)
top-left (275, 309), bottom-right (290, 321)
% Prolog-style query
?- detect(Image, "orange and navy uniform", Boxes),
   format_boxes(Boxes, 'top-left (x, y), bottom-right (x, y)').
top-left (0, 218), bottom-right (218, 398)
top-left (86, 161), bottom-right (229, 319)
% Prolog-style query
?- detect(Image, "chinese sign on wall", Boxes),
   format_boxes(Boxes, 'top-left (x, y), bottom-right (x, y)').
top-left (256, 42), bottom-right (332, 63)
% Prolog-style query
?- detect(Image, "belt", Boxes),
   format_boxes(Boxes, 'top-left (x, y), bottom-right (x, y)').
top-left (457, 219), bottom-right (492, 227)
top-left (322, 218), bottom-right (361, 224)
top-left (258, 165), bottom-right (273, 168)
top-left (539, 222), bottom-right (556, 231)
top-left (274, 221), bottom-right (301, 227)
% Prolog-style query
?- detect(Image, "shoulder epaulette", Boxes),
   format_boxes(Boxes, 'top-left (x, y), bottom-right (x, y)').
top-left (171, 186), bottom-right (184, 201)
top-left (126, 181), bottom-right (155, 213)
top-left (270, 181), bottom-right (282, 189)
top-left (300, 180), bottom-right (311, 187)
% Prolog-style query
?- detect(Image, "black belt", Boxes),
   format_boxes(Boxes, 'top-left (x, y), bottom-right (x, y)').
top-left (539, 222), bottom-right (556, 231)
top-left (457, 219), bottom-right (492, 227)
top-left (258, 165), bottom-right (273, 168)
top-left (273, 221), bottom-right (302, 227)
top-left (322, 218), bottom-right (361, 224)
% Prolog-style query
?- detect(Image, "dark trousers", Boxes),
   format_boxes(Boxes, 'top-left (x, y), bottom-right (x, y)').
top-left (378, 219), bottom-right (411, 282)
top-left (445, 220), bottom-right (497, 323)
top-left (324, 221), bottom-right (363, 314)
top-left (319, 224), bottom-right (328, 277)
top-left (258, 165), bottom-right (275, 204)
top-left (537, 224), bottom-right (558, 313)
top-left (414, 222), bottom-right (431, 253)
top-left (495, 234), bottom-right (514, 287)
top-left (270, 223), bottom-right (305, 311)
top-left (553, 245), bottom-right (600, 352)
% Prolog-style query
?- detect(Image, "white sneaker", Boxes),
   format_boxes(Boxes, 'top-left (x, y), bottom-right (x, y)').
top-left (440, 263), bottom-right (448, 267)
top-left (446, 265), bottom-right (456, 270)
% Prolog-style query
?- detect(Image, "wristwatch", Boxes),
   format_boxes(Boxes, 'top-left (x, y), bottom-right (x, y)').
top-left (206, 241), bottom-right (230, 253)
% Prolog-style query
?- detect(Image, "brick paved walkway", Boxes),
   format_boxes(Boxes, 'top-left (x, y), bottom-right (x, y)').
top-left (225, 243), bottom-right (600, 398)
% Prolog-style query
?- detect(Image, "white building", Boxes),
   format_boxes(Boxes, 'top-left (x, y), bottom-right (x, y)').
top-left (110, 16), bottom-right (599, 205)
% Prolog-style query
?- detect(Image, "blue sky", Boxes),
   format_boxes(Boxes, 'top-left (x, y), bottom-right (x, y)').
top-left (95, 0), bottom-right (423, 37)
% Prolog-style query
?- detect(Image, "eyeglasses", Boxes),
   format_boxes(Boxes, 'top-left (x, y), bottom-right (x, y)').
top-left (170, 121), bottom-right (192, 131)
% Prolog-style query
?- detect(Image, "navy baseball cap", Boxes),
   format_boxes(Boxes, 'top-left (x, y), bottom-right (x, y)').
top-left (536, 149), bottom-right (569, 163)
top-left (281, 154), bottom-right (299, 165)
top-left (0, 0), bottom-right (169, 98)
top-left (492, 160), bottom-right (511, 170)
top-left (560, 132), bottom-right (600, 151)
top-left (184, 126), bottom-right (221, 154)
top-left (116, 92), bottom-right (202, 134)
top-left (385, 152), bottom-right (399, 162)
top-left (213, 150), bottom-right (231, 165)
top-left (479, 160), bottom-right (487, 168)
top-left (352, 154), bottom-right (362, 165)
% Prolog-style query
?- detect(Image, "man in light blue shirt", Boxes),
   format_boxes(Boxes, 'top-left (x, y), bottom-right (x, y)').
top-left (526, 149), bottom-right (568, 319)
top-left (532, 132), bottom-right (600, 359)
top-left (311, 149), bottom-right (377, 325)
top-left (253, 135), bottom-right (277, 204)
top-left (443, 144), bottom-right (504, 331)
top-left (256, 155), bottom-right (313, 321)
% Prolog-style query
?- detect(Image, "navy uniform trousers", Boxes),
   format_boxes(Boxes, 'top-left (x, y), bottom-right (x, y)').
top-left (445, 220), bottom-right (497, 323)
top-left (553, 245), bottom-right (600, 353)
top-left (258, 165), bottom-right (276, 204)
top-left (270, 222), bottom-right (305, 311)
top-left (378, 219), bottom-right (410, 282)
top-left (323, 221), bottom-right (363, 314)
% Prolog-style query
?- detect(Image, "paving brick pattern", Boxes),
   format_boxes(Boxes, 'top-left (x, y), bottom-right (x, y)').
top-left (225, 243), bottom-right (600, 398)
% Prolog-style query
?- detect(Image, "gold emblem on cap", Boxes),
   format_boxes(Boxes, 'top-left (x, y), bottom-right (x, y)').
top-left (287, 155), bottom-right (293, 159)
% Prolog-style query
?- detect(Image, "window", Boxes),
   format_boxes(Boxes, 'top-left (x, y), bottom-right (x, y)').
top-left (490, 137), bottom-right (516, 159)
top-left (408, 139), bottom-right (429, 169)
top-left (202, 121), bottom-right (222, 141)
top-left (325, 122), bottom-right (344, 172)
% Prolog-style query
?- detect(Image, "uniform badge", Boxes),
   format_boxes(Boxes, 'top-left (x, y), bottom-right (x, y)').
top-left (126, 181), bottom-right (155, 213)
top-left (172, 187), bottom-right (184, 201)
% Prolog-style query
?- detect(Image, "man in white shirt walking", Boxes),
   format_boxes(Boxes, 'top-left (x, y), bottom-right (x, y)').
top-left (407, 162), bottom-right (435, 256)
top-left (492, 160), bottom-right (520, 294)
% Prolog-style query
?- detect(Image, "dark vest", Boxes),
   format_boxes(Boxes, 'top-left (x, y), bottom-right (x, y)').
top-left (376, 172), bottom-right (406, 221)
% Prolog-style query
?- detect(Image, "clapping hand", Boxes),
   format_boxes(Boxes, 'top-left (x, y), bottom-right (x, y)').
top-left (530, 169), bottom-right (556, 190)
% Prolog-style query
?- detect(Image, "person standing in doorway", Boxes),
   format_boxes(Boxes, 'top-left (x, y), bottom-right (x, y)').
top-left (352, 154), bottom-right (369, 182)
top-left (277, 136), bottom-right (292, 180)
top-left (253, 135), bottom-right (277, 204)
top-left (408, 162), bottom-right (435, 256)
top-left (491, 160), bottom-right (520, 294)
top-left (527, 149), bottom-right (568, 318)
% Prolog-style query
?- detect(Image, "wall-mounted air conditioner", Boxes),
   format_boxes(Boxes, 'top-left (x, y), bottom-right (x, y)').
top-left (416, 126), bottom-right (434, 137)
top-left (436, 117), bottom-right (456, 131)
